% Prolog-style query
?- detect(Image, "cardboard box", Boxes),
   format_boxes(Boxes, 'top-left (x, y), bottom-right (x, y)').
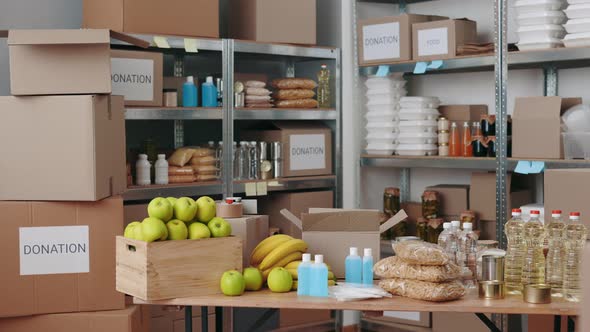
top-left (0, 197), bottom-right (125, 317)
top-left (512, 97), bottom-right (582, 159)
top-left (412, 19), bottom-right (477, 61)
top-left (0, 95), bottom-right (127, 201)
top-left (116, 236), bottom-right (242, 300)
top-left (425, 184), bottom-right (470, 217)
top-left (3, 29), bottom-right (147, 95)
top-left (227, 215), bottom-right (269, 267)
top-left (545, 169), bottom-right (590, 231)
top-left (358, 14), bottom-right (446, 65)
top-left (0, 305), bottom-right (148, 332)
top-left (83, 0), bottom-right (219, 38)
top-left (281, 208), bottom-right (406, 278)
top-left (439, 105), bottom-right (488, 123)
top-left (229, 0), bottom-right (316, 45)
top-left (469, 172), bottom-right (532, 221)
top-left (111, 49), bottom-right (163, 107)
top-left (242, 122), bottom-right (332, 178)
top-left (258, 191), bottom-right (334, 238)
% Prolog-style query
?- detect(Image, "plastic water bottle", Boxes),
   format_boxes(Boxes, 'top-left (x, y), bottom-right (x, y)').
top-left (135, 154), bottom-right (151, 186)
top-left (249, 141), bottom-right (259, 180)
top-left (297, 253), bottom-right (312, 296)
top-left (504, 208), bottom-right (525, 294)
top-left (154, 154), bottom-right (168, 185)
top-left (202, 76), bottom-right (217, 107)
top-left (310, 254), bottom-right (328, 297)
top-left (239, 141), bottom-right (249, 180)
top-left (362, 248), bottom-right (374, 286)
top-left (449, 220), bottom-right (461, 264)
top-left (317, 64), bottom-right (330, 108)
top-left (563, 212), bottom-right (587, 302)
top-left (521, 210), bottom-right (546, 286)
top-left (546, 209), bottom-right (566, 297)
top-left (437, 222), bottom-right (453, 252)
top-left (345, 247), bottom-right (362, 284)
top-left (182, 76), bottom-right (198, 107)
top-left (459, 222), bottom-right (478, 288)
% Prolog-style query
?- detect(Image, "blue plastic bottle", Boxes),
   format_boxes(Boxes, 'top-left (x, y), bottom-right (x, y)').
top-left (310, 254), bottom-right (328, 297)
top-left (362, 248), bottom-right (374, 286)
top-left (202, 76), bottom-right (218, 107)
top-left (345, 247), bottom-right (362, 284)
top-left (297, 253), bottom-right (312, 296)
top-left (182, 76), bottom-right (198, 107)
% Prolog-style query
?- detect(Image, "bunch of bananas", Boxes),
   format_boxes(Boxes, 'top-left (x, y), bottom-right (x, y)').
top-left (285, 261), bottom-right (337, 291)
top-left (250, 234), bottom-right (308, 279)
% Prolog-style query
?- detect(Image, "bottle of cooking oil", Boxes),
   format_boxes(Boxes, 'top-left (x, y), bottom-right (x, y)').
top-left (317, 64), bottom-right (330, 108)
top-left (521, 210), bottom-right (546, 287)
top-left (504, 208), bottom-right (525, 294)
top-left (563, 212), bottom-right (587, 302)
top-left (545, 210), bottom-right (565, 297)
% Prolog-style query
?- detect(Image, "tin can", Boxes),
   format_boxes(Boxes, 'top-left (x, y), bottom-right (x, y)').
top-left (481, 255), bottom-right (505, 281)
top-left (479, 281), bottom-right (506, 299)
top-left (523, 284), bottom-right (551, 304)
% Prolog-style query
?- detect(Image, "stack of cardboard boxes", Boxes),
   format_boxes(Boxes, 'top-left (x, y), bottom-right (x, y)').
top-left (0, 29), bottom-right (144, 331)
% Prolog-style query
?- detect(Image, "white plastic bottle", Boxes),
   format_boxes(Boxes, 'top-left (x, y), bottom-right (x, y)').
top-left (135, 154), bottom-right (151, 186)
top-left (345, 247), bottom-right (362, 284)
top-left (154, 154), bottom-right (168, 185)
top-left (310, 254), bottom-right (329, 297)
top-left (297, 253), bottom-right (312, 296)
top-left (362, 248), bottom-right (374, 286)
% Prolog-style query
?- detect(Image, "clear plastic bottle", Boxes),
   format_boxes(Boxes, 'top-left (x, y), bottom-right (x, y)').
top-left (345, 247), bottom-right (362, 284)
top-left (238, 141), bottom-right (249, 180)
top-left (563, 212), bottom-right (587, 302)
top-left (297, 253), bottom-right (312, 296)
top-left (216, 141), bottom-right (223, 177)
top-left (317, 64), bottom-right (330, 108)
top-left (135, 154), bottom-right (151, 186)
top-left (438, 222), bottom-right (456, 258)
top-left (249, 141), bottom-right (259, 180)
top-left (546, 209), bottom-right (566, 297)
top-left (310, 254), bottom-right (329, 297)
top-left (154, 154), bottom-right (169, 185)
top-left (505, 208), bottom-right (525, 294)
top-left (233, 142), bottom-right (240, 180)
top-left (521, 210), bottom-right (546, 287)
top-left (459, 222), bottom-right (478, 288)
top-left (362, 248), bottom-right (374, 286)
top-left (449, 220), bottom-right (461, 264)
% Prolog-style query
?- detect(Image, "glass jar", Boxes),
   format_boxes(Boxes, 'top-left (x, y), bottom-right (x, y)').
top-left (427, 218), bottom-right (444, 244)
top-left (438, 116), bottom-right (450, 132)
top-left (382, 187), bottom-right (401, 240)
top-left (438, 143), bottom-right (449, 157)
top-left (416, 217), bottom-right (428, 241)
top-left (438, 130), bottom-right (450, 144)
top-left (421, 190), bottom-right (440, 219)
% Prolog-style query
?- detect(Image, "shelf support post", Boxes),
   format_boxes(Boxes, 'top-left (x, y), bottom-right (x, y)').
top-left (544, 66), bottom-right (559, 97)
top-left (399, 0), bottom-right (407, 13)
top-left (174, 54), bottom-right (185, 149)
top-left (222, 39), bottom-right (235, 198)
top-left (400, 168), bottom-right (411, 203)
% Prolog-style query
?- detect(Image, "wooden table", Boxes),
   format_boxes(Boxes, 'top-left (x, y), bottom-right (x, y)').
top-left (134, 289), bottom-right (579, 332)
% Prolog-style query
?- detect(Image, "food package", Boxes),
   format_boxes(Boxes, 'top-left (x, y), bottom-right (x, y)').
top-left (392, 240), bottom-right (450, 266)
top-left (246, 103), bottom-right (274, 108)
top-left (245, 95), bottom-right (272, 102)
top-left (246, 87), bottom-right (271, 96)
top-left (168, 166), bottom-right (195, 175)
top-left (245, 80), bottom-right (266, 88)
top-left (271, 78), bottom-right (318, 90)
top-left (275, 99), bottom-right (319, 109)
top-left (169, 174), bottom-right (196, 183)
top-left (191, 147), bottom-right (215, 158)
top-left (196, 174), bottom-right (218, 182)
top-left (191, 165), bottom-right (218, 175)
top-left (378, 278), bottom-right (465, 302)
top-left (373, 256), bottom-right (461, 282)
top-left (168, 147), bottom-right (195, 167)
top-left (190, 155), bottom-right (217, 166)
top-left (273, 89), bottom-right (315, 100)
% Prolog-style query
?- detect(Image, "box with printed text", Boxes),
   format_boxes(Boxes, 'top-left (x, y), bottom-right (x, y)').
top-left (412, 19), bottom-right (477, 61)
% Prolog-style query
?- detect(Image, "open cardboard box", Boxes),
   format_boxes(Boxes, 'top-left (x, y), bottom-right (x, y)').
top-left (280, 208), bottom-right (408, 278)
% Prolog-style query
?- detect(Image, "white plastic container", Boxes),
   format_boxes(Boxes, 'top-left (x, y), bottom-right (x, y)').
top-left (366, 132), bottom-right (398, 140)
top-left (562, 104), bottom-right (590, 131)
top-left (564, 18), bottom-right (590, 33)
top-left (516, 10), bottom-right (567, 25)
top-left (396, 144), bottom-right (438, 156)
top-left (366, 87), bottom-right (407, 96)
top-left (135, 154), bottom-right (151, 186)
top-left (399, 108), bottom-right (440, 121)
top-left (365, 110), bottom-right (399, 122)
top-left (517, 24), bottom-right (566, 42)
top-left (400, 97), bottom-right (440, 109)
top-left (562, 132), bottom-right (590, 159)
top-left (563, 32), bottom-right (590, 46)
top-left (398, 120), bottom-right (438, 132)
top-left (565, 3), bottom-right (590, 18)
top-left (154, 154), bottom-right (169, 185)
top-left (365, 75), bottom-right (405, 89)
top-left (397, 132), bottom-right (437, 144)
top-left (366, 122), bottom-right (397, 133)
top-left (514, 0), bottom-right (564, 15)
top-left (366, 137), bottom-right (396, 146)
top-left (366, 143), bottom-right (397, 155)
top-left (367, 93), bottom-right (405, 106)
top-left (367, 104), bottom-right (400, 113)
top-left (517, 37), bottom-right (563, 50)
top-left (568, 0), bottom-right (590, 5)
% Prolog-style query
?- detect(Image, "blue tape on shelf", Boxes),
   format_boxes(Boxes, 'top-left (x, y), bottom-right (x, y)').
top-left (413, 62), bottom-right (428, 74)
top-left (529, 161), bottom-right (545, 173)
top-left (514, 161), bottom-right (531, 174)
top-left (428, 60), bottom-right (444, 69)
top-left (376, 65), bottom-right (390, 77)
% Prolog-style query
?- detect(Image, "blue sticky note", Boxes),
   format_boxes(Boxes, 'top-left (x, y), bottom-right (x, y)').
top-left (514, 161), bottom-right (531, 174)
top-left (413, 62), bottom-right (428, 74)
top-left (376, 65), bottom-right (390, 77)
top-left (428, 60), bottom-right (444, 69)
top-left (529, 161), bottom-right (545, 173)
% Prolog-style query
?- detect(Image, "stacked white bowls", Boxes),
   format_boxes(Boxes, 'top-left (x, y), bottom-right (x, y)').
top-left (514, 0), bottom-right (566, 50)
top-left (564, 0), bottom-right (590, 47)
top-left (364, 74), bottom-right (407, 155)
top-left (397, 97), bottom-right (440, 156)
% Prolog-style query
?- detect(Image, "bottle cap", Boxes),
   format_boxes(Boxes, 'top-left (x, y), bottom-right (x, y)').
top-left (530, 210), bottom-right (540, 216)
top-left (206, 76), bottom-right (213, 83)
top-left (250, 141), bottom-right (257, 145)
top-left (364, 248), bottom-right (372, 257)
top-left (512, 208), bottom-right (522, 216)
top-left (139, 154), bottom-right (147, 159)
top-left (551, 210), bottom-right (562, 217)
top-left (570, 212), bottom-right (580, 220)
top-left (463, 121), bottom-right (470, 127)
top-left (187, 76), bottom-right (194, 83)
top-left (218, 141), bottom-right (223, 145)
top-left (208, 141), bottom-right (214, 145)
top-left (302, 253), bottom-right (311, 262)
top-left (350, 247), bottom-right (358, 256)
top-left (157, 154), bottom-right (165, 159)
top-left (463, 222), bottom-right (473, 230)
top-left (240, 141), bottom-right (247, 146)
top-left (321, 64), bottom-right (327, 68)
top-left (443, 222), bottom-right (451, 229)
top-left (451, 122), bottom-right (458, 128)
top-left (451, 220), bottom-right (461, 228)
top-left (314, 254), bottom-right (324, 264)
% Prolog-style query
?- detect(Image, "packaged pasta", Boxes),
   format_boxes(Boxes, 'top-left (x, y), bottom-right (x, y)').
top-left (271, 78), bottom-right (318, 90)
top-left (168, 175), bottom-right (196, 183)
top-left (246, 87), bottom-right (271, 96)
top-left (392, 240), bottom-right (450, 266)
top-left (245, 80), bottom-right (266, 88)
top-left (378, 278), bottom-right (465, 302)
top-left (190, 155), bottom-right (217, 166)
top-left (168, 166), bottom-right (195, 176)
top-left (196, 174), bottom-right (218, 182)
top-left (191, 165), bottom-right (218, 175)
top-left (191, 147), bottom-right (214, 158)
top-left (273, 89), bottom-right (315, 100)
top-left (275, 99), bottom-right (319, 109)
top-left (373, 256), bottom-right (460, 282)
top-left (168, 147), bottom-right (195, 167)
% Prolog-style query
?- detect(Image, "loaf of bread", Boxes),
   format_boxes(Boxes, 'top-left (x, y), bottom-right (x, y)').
top-left (271, 78), bottom-right (317, 90)
top-left (190, 155), bottom-right (217, 166)
top-left (275, 99), bottom-right (318, 109)
top-left (168, 147), bottom-right (194, 167)
top-left (273, 89), bottom-right (315, 100)
top-left (192, 165), bottom-right (218, 175)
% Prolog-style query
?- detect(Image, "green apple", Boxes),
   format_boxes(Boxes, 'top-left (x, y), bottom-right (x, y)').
top-left (133, 224), bottom-right (145, 241)
top-left (166, 219), bottom-right (188, 240)
top-left (243, 267), bottom-right (263, 291)
top-left (173, 197), bottom-right (198, 222)
top-left (124, 221), bottom-right (141, 239)
top-left (148, 197), bottom-right (173, 222)
top-left (159, 221), bottom-right (169, 241)
top-left (208, 217), bottom-right (232, 238)
top-left (141, 217), bottom-right (166, 242)
top-left (166, 197), bottom-right (178, 207)
top-left (189, 221), bottom-right (211, 239)
top-left (220, 270), bottom-right (246, 296)
top-left (267, 267), bottom-right (293, 293)
top-left (195, 196), bottom-right (217, 224)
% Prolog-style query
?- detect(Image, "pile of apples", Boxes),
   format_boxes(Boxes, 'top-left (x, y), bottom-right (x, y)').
top-left (124, 196), bottom-right (232, 242)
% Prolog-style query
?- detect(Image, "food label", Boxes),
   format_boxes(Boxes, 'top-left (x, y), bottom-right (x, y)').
top-left (362, 22), bottom-right (400, 61)
top-left (19, 226), bottom-right (90, 275)
top-left (111, 58), bottom-right (155, 101)
top-left (289, 134), bottom-right (326, 171)
top-left (418, 27), bottom-right (449, 56)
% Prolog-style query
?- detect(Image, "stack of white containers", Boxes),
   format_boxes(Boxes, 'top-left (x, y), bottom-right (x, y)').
top-left (397, 97), bottom-right (440, 156)
top-left (514, 0), bottom-right (567, 50)
top-left (563, 0), bottom-right (590, 47)
top-left (364, 74), bottom-right (407, 155)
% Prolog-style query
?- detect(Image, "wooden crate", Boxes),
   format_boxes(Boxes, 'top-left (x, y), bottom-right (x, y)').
top-left (116, 236), bottom-right (242, 300)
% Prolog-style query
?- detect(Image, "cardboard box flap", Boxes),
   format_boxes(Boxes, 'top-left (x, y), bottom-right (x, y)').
top-left (4, 29), bottom-right (148, 48)
top-left (513, 97), bottom-right (582, 119)
top-left (300, 210), bottom-right (381, 232)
